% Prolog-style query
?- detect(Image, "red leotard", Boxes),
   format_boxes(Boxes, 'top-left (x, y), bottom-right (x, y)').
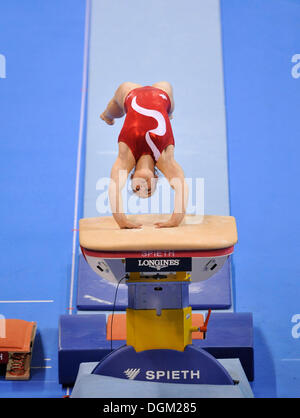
top-left (118, 86), bottom-right (174, 162)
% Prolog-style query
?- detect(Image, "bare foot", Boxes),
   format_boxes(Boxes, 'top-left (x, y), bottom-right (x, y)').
top-left (100, 112), bottom-right (114, 125)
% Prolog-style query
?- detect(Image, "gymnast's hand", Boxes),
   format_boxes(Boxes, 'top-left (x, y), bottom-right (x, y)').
top-left (155, 212), bottom-right (185, 228)
top-left (118, 219), bottom-right (142, 229)
top-left (155, 220), bottom-right (177, 228)
top-left (154, 218), bottom-right (180, 229)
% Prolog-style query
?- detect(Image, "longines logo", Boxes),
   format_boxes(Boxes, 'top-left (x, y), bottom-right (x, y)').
top-left (138, 258), bottom-right (180, 271)
top-left (125, 257), bottom-right (191, 272)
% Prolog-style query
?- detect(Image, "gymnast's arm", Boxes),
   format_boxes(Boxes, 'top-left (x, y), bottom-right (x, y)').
top-left (156, 153), bottom-right (189, 228)
top-left (109, 156), bottom-right (142, 229)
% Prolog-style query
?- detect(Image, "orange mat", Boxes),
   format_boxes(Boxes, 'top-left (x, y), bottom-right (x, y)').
top-left (106, 313), bottom-right (205, 340)
top-left (0, 319), bottom-right (36, 352)
top-left (0, 319), bottom-right (37, 380)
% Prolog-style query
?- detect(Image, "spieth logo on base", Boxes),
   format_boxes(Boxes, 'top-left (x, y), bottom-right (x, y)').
top-left (125, 257), bottom-right (192, 272)
top-left (123, 368), bottom-right (200, 381)
top-left (124, 368), bottom-right (141, 380)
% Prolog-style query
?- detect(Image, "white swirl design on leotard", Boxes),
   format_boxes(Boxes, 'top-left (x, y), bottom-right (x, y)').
top-left (131, 96), bottom-right (166, 161)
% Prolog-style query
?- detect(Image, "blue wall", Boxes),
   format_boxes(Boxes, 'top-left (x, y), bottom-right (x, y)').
top-left (0, 0), bottom-right (86, 397)
top-left (221, 0), bottom-right (300, 397)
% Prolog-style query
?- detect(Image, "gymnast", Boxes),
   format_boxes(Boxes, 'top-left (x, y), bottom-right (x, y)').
top-left (100, 82), bottom-right (188, 229)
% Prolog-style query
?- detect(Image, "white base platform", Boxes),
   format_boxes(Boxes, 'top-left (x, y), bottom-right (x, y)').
top-left (70, 359), bottom-right (254, 398)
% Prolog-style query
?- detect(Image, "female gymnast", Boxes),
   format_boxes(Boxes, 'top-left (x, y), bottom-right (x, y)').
top-left (100, 81), bottom-right (188, 229)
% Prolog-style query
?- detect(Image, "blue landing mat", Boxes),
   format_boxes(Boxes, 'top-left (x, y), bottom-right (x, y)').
top-left (76, 254), bottom-right (232, 311)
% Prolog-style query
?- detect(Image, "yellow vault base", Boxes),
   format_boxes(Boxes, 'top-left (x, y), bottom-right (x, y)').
top-left (126, 306), bottom-right (193, 352)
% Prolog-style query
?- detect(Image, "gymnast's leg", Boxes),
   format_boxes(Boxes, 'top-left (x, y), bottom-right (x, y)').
top-left (152, 81), bottom-right (175, 117)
